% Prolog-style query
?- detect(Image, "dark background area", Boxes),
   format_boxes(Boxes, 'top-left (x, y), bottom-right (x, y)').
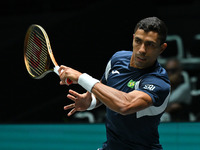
top-left (1, 0), bottom-right (200, 123)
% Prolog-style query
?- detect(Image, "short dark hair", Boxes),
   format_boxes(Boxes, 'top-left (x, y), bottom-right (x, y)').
top-left (134, 17), bottom-right (168, 44)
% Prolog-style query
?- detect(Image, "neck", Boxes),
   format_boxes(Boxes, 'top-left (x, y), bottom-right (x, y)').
top-left (130, 54), bottom-right (135, 68)
top-left (129, 54), bottom-right (143, 69)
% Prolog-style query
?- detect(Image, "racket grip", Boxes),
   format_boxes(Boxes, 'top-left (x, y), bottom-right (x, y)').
top-left (54, 66), bottom-right (73, 85)
top-left (54, 66), bottom-right (60, 75)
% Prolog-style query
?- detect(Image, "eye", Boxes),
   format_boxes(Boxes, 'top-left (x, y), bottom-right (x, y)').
top-left (135, 38), bottom-right (142, 44)
top-left (146, 42), bottom-right (156, 48)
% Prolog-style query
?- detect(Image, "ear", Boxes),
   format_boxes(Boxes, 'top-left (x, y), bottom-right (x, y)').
top-left (159, 43), bottom-right (167, 54)
top-left (132, 34), bottom-right (135, 46)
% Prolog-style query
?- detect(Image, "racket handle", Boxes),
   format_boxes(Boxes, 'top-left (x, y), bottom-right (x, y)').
top-left (54, 66), bottom-right (60, 75)
top-left (54, 66), bottom-right (73, 85)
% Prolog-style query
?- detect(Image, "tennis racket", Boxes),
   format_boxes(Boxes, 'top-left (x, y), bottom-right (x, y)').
top-left (24, 24), bottom-right (72, 84)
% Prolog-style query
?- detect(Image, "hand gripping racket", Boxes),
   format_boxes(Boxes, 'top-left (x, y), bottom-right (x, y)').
top-left (24, 24), bottom-right (72, 84)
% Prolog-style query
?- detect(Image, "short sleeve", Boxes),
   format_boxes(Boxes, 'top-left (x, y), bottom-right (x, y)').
top-left (101, 60), bottom-right (112, 84)
top-left (101, 50), bottom-right (131, 85)
top-left (136, 75), bottom-right (170, 106)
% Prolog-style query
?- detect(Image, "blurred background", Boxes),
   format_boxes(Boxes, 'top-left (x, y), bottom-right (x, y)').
top-left (1, 0), bottom-right (200, 123)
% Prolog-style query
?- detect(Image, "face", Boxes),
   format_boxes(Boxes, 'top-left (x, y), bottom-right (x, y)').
top-left (130, 29), bottom-right (167, 69)
top-left (166, 60), bottom-right (181, 76)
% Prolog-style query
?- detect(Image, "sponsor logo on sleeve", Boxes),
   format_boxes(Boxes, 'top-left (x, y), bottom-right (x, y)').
top-left (143, 84), bottom-right (156, 91)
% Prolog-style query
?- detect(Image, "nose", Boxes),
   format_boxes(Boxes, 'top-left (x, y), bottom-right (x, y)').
top-left (138, 43), bottom-right (146, 55)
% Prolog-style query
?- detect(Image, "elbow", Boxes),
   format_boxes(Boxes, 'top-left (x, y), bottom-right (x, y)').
top-left (119, 110), bottom-right (129, 116)
top-left (115, 92), bottom-right (152, 115)
top-left (118, 104), bottom-right (133, 116)
top-left (117, 94), bottom-right (134, 115)
top-left (116, 96), bottom-right (135, 115)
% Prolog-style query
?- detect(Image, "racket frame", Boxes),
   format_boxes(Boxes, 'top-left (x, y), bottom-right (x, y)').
top-left (24, 24), bottom-right (59, 79)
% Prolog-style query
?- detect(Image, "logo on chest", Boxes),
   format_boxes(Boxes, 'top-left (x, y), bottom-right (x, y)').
top-left (127, 79), bottom-right (136, 89)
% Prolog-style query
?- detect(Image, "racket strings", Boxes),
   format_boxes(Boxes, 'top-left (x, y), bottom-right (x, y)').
top-left (27, 41), bottom-right (47, 75)
top-left (27, 33), bottom-right (47, 63)
top-left (25, 29), bottom-right (49, 77)
top-left (26, 35), bottom-right (46, 71)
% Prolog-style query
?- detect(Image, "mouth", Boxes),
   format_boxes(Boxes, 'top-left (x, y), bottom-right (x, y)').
top-left (136, 56), bottom-right (146, 62)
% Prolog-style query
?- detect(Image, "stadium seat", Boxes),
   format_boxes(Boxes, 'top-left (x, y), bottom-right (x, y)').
top-left (158, 35), bottom-right (184, 65)
top-left (187, 34), bottom-right (200, 57)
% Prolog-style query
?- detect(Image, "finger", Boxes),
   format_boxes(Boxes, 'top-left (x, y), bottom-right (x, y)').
top-left (59, 68), bottom-right (66, 80)
top-left (68, 108), bottom-right (77, 116)
top-left (58, 65), bottom-right (68, 74)
top-left (60, 81), bottom-right (68, 86)
top-left (64, 103), bottom-right (75, 110)
top-left (67, 94), bottom-right (76, 102)
top-left (69, 89), bottom-right (80, 97)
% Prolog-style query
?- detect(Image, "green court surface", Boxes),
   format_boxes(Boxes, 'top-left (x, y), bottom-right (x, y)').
top-left (0, 123), bottom-right (200, 150)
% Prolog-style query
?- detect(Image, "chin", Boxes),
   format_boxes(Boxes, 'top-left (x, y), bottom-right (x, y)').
top-left (135, 63), bottom-right (145, 69)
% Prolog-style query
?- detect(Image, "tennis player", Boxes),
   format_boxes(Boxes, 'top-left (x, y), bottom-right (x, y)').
top-left (58, 17), bottom-right (170, 150)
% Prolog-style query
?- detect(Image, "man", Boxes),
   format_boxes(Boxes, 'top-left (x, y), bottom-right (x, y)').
top-left (165, 58), bottom-right (191, 121)
top-left (58, 17), bottom-right (170, 150)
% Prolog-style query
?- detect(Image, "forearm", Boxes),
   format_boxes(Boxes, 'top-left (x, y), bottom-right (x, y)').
top-left (91, 82), bottom-right (152, 115)
top-left (77, 73), bottom-right (152, 115)
top-left (78, 75), bottom-right (125, 112)
top-left (92, 82), bottom-right (132, 114)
